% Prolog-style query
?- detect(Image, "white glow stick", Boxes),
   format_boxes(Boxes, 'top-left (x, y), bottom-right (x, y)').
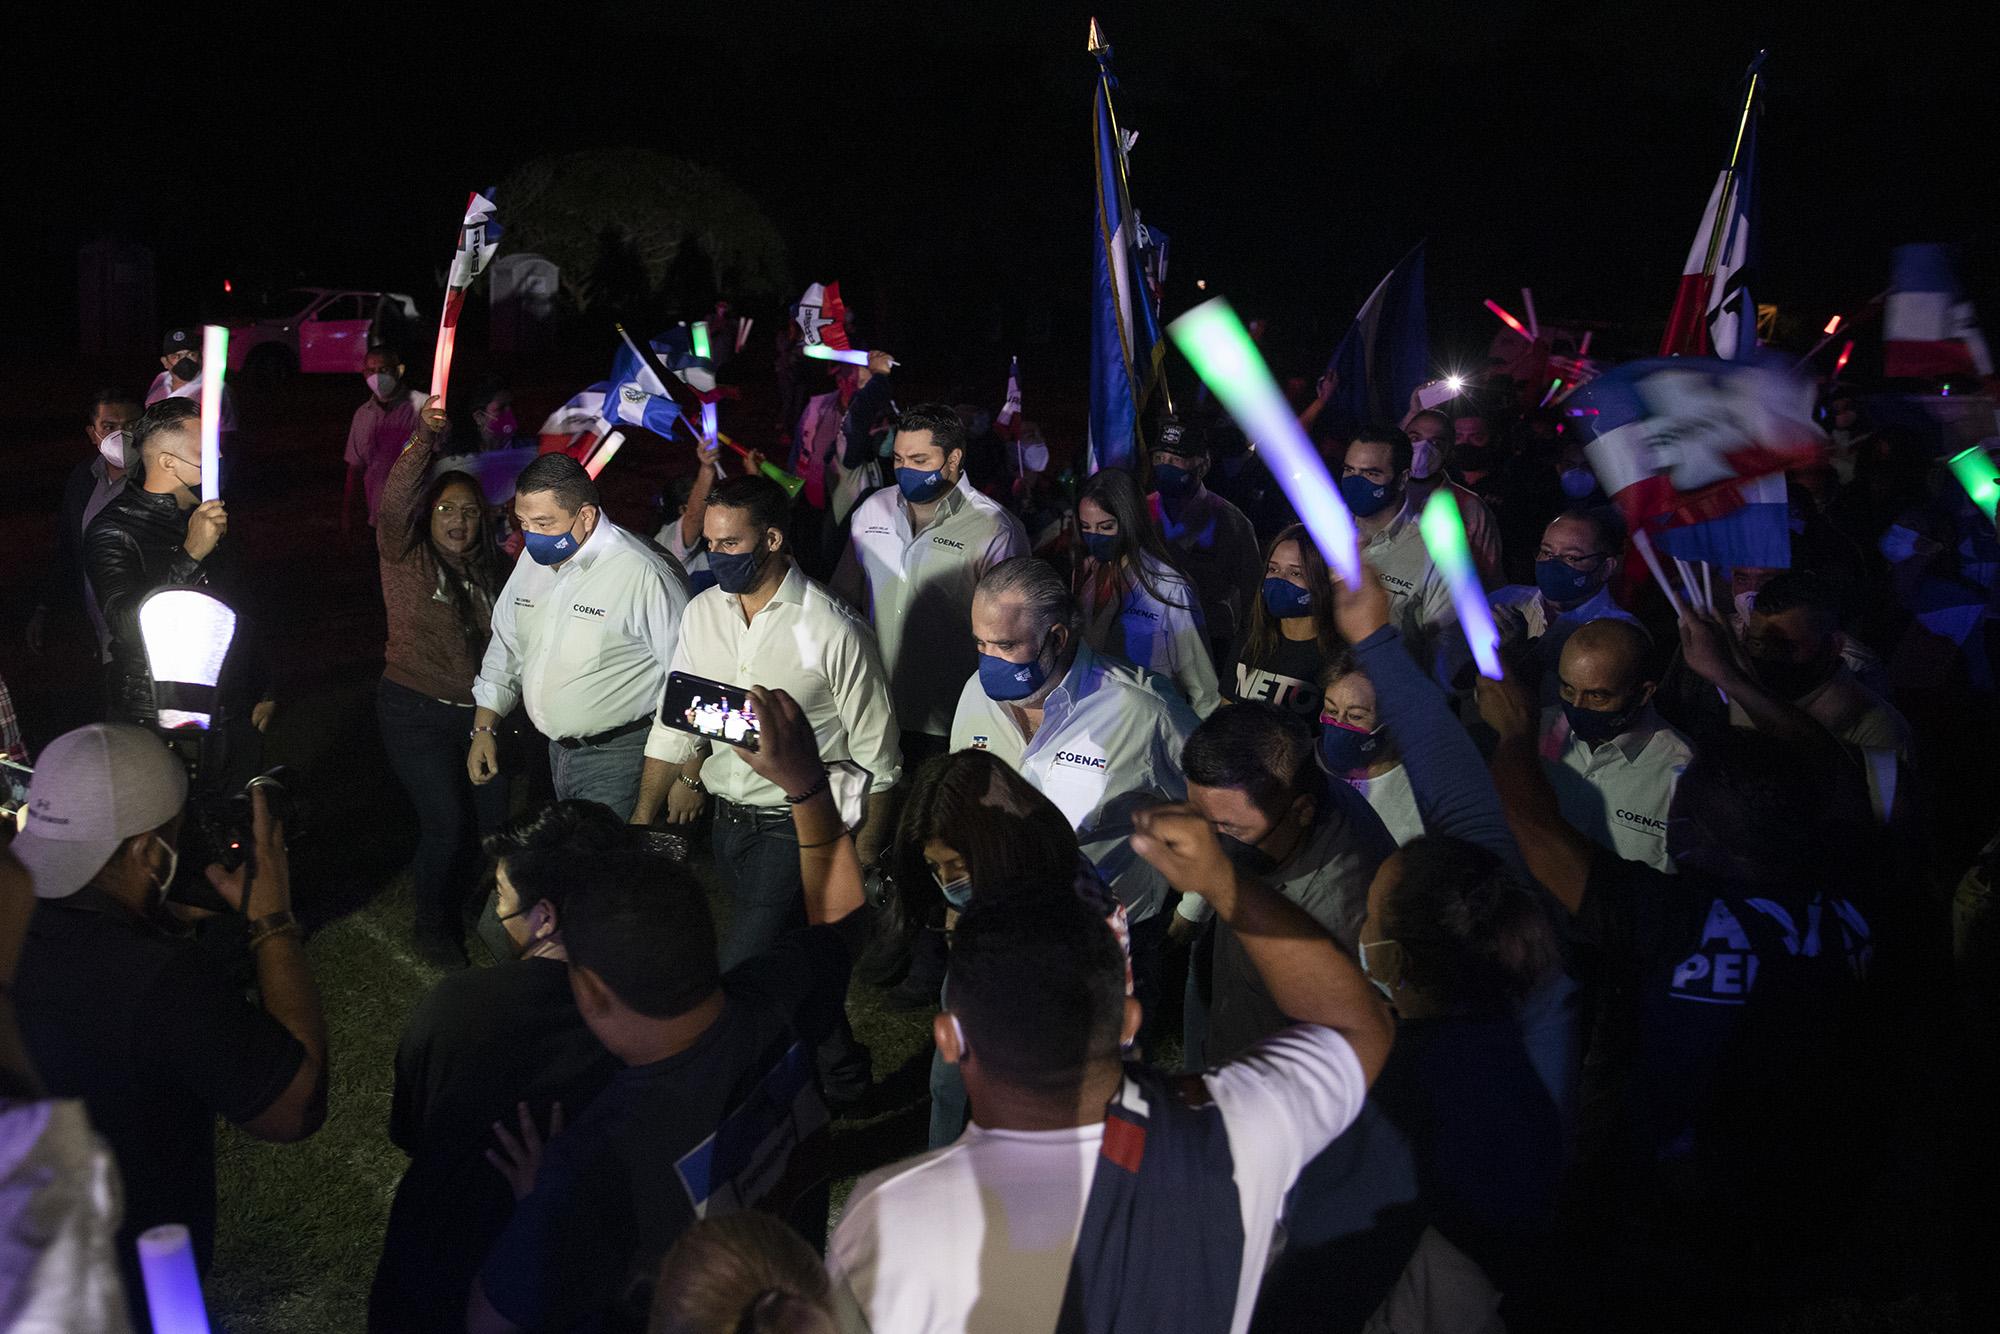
top-left (803, 344), bottom-right (890, 367)
top-left (583, 428), bottom-right (626, 480)
top-left (1418, 489), bottom-right (1503, 679)
top-left (1521, 287), bottom-right (1541, 340)
top-left (199, 325), bottom-right (227, 502)
top-left (735, 316), bottom-right (753, 354)
top-left (1632, 530), bottom-right (1687, 620)
top-left (139, 1225), bottom-right (213, 1333)
top-left (1167, 296), bottom-right (1363, 586)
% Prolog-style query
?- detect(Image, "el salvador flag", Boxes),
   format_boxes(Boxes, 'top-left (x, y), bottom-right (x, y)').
top-left (606, 379), bottom-right (686, 439)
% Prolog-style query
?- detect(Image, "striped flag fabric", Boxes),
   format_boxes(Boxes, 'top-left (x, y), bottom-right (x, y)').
top-left (793, 282), bottom-right (852, 352)
top-left (1087, 26), bottom-right (1164, 473)
top-left (1884, 244), bottom-right (1993, 379)
top-left (1660, 56), bottom-right (1762, 359)
top-left (1323, 242), bottom-right (1430, 428)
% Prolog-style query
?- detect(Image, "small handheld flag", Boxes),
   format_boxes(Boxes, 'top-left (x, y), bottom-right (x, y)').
top-left (1418, 489), bottom-right (1503, 680)
top-left (430, 188), bottom-right (501, 407)
top-left (998, 355), bottom-right (1023, 428)
top-left (1168, 296), bottom-right (1362, 586)
top-left (1947, 444), bottom-right (2000, 524)
top-left (198, 325), bottom-right (227, 503)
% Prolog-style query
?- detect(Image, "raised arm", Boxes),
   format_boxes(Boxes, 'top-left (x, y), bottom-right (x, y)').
top-left (1475, 671), bottom-right (1593, 914)
top-left (743, 688), bottom-right (868, 950)
top-left (375, 397), bottom-right (446, 558)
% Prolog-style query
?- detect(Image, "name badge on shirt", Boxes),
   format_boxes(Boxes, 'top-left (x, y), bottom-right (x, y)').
top-left (512, 596), bottom-right (536, 609)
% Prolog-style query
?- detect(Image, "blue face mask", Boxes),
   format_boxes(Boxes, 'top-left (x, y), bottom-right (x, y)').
top-left (1561, 697), bottom-right (1643, 747)
top-left (522, 524), bottom-right (579, 566)
top-left (1535, 558), bottom-right (1603, 605)
top-left (933, 869), bottom-right (974, 910)
top-left (1560, 467), bottom-right (1597, 500)
top-left (1319, 716), bottom-right (1384, 774)
top-left (709, 545), bottom-right (769, 595)
top-left (1083, 531), bottom-right (1121, 563)
top-left (1262, 576), bottom-right (1312, 619)
top-left (1339, 473), bottom-right (1395, 517)
top-left (1878, 524), bottom-right (1921, 566)
top-left (1153, 464), bottom-right (1197, 499)
top-left (977, 631), bottom-right (1055, 701)
top-left (896, 466), bottom-right (951, 503)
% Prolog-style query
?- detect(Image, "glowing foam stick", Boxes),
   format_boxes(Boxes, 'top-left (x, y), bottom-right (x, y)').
top-left (1417, 489), bottom-right (1502, 680)
top-left (583, 428), bottom-right (626, 480)
top-left (431, 305), bottom-right (461, 406)
top-left (1168, 296), bottom-right (1362, 585)
top-left (1538, 376), bottom-right (1565, 408)
top-left (690, 321), bottom-right (711, 360)
top-left (1947, 444), bottom-right (2000, 523)
top-left (735, 316), bottom-right (753, 353)
top-left (199, 325), bottom-right (227, 502)
top-left (1832, 339), bottom-right (1855, 378)
top-left (803, 344), bottom-right (874, 367)
top-left (1823, 314), bottom-right (1842, 336)
top-left (1484, 299), bottom-right (1531, 341)
top-left (139, 1225), bottom-right (213, 1333)
top-left (1520, 287), bottom-right (1541, 340)
top-left (690, 322), bottom-right (719, 443)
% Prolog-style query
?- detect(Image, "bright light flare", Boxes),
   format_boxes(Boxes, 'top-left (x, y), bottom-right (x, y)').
top-left (199, 325), bottom-right (227, 501)
top-left (1167, 296), bottom-right (1361, 586)
top-left (1418, 490), bottom-right (1502, 679)
top-left (1444, 374), bottom-right (1465, 393)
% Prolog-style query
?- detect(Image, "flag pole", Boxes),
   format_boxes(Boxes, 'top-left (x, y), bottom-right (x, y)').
top-left (1695, 52), bottom-right (1766, 294)
top-left (1090, 17), bottom-right (1176, 421)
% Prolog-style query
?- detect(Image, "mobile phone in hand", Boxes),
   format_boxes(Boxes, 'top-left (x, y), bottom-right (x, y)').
top-left (660, 672), bottom-right (761, 751)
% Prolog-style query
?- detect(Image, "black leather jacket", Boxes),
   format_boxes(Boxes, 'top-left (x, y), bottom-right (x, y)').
top-left (83, 486), bottom-right (238, 724)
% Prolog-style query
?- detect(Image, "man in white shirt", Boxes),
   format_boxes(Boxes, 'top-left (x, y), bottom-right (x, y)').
top-left (834, 403), bottom-right (1027, 766)
top-left (145, 326), bottom-right (238, 432)
top-left (950, 558), bottom-right (1199, 1028)
top-left (1490, 507), bottom-right (1641, 701)
top-left (634, 474), bottom-right (902, 970)
top-left (1148, 421), bottom-right (1260, 664)
top-left (1339, 426), bottom-right (1457, 677)
top-left (342, 346), bottom-right (426, 532)
top-left (1404, 408), bottom-right (1502, 586)
top-left (469, 454), bottom-right (688, 821)
top-left (827, 806), bottom-right (1393, 1334)
top-left (1540, 618), bottom-right (1692, 872)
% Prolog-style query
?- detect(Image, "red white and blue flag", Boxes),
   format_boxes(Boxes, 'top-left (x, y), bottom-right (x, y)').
top-left (1573, 358), bottom-right (1825, 568)
top-left (793, 282), bottom-right (852, 352)
top-left (1884, 244), bottom-right (1992, 379)
top-left (1660, 57), bottom-right (1761, 360)
top-left (431, 188), bottom-right (502, 403)
top-left (997, 356), bottom-right (1023, 437)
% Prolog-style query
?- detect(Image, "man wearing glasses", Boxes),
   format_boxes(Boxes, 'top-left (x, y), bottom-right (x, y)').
top-left (1490, 507), bottom-right (1640, 699)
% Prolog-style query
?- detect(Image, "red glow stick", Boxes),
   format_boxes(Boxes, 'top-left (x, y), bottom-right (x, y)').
top-left (1832, 339), bottom-right (1855, 379)
top-left (1484, 299), bottom-right (1531, 341)
top-left (1823, 314), bottom-right (1842, 336)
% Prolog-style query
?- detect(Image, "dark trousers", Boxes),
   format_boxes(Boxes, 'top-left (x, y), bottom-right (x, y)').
top-left (713, 797), bottom-right (871, 1100)
top-left (377, 678), bottom-right (510, 930)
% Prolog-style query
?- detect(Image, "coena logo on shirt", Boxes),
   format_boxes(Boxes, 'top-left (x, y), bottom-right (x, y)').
top-left (969, 735), bottom-right (989, 750)
top-left (571, 603), bottom-right (608, 618)
top-left (931, 536), bottom-right (966, 551)
top-left (1615, 808), bottom-right (1668, 832)
top-left (1379, 572), bottom-right (1415, 595)
top-left (1053, 750), bottom-right (1109, 771)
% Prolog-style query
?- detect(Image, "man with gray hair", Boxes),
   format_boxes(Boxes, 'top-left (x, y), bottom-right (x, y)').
top-left (950, 556), bottom-right (1200, 1031)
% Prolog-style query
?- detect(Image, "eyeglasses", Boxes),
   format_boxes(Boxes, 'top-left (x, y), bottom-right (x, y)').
top-left (434, 503), bottom-right (483, 520)
top-left (1535, 547), bottom-right (1611, 571)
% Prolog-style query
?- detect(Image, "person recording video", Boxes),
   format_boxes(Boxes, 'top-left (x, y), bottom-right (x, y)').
top-left (8, 723), bottom-right (328, 1331)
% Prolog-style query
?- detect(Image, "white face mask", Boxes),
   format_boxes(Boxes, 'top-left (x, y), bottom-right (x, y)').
top-left (150, 833), bottom-right (179, 907)
top-left (1021, 440), bottom-right (1050, 473)
top-left (367, 371), bottom-right (398, 400)
top-left (1409, 438), bottom-right (1444, 480)
top-left (1357, 937), bottom-right (1399, 1002)
top-left (99, 428), bottom-right (133, 470)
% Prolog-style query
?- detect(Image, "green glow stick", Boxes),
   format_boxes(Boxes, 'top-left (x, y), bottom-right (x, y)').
top-left (1947, 445), bottom-right (2000, 524)
top-left (1166, 296), bottom-right (1362, 586)
top-left (691, 321), bottom-right (711, 359)
top-left (1418, 489), bottom-right (1503, 680)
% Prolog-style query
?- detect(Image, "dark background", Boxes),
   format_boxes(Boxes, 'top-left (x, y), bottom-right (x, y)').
top-left (10, 0), bottom-right (1998, 383)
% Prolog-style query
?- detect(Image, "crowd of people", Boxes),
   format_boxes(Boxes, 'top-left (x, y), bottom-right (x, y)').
top-left (0, 316), bottom-right (1993, 1334)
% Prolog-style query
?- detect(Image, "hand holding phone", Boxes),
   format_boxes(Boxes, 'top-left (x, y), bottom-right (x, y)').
top-left (660, 671), bottom-right (761, 751)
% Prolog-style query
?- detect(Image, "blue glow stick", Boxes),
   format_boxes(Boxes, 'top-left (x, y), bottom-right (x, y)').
top-left (1166, 296), bottom-right (1362, 585)
top-left (1418, 489), bottom-right (1503, 680)
top-left (803, 344), bottom-right (872, 367)
top-left (139, 1225), bottom-right (213, 1333)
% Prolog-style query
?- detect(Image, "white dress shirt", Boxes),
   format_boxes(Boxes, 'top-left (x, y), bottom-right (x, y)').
top-left (835, 476), bottom-right (1029, 736)
top-left (949, 641), bottom-right (1199, 922)
top-left (145, 370), bottom-right (238, 432)
top-left (1080, 553), bottom-right (1222, 717)
top-left (645, 563), bottom-right (902, 807)
top-left (1362, 500), bottom-right (1457, 674)
top-left (472, 518), bottom-right (688, 741)
top-left (1539, 704), bottom-right (1693, 872)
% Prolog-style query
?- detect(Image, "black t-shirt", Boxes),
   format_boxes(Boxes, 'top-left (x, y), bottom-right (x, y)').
top-left (478, 925), bottom-right (852, 1332)
top-left (13, 887), bottom-right (305, 1271)
top-left (370, 955), bottom-right (620, 1333)
top-left (1228, 634), bottom-right (1331, 717)
top-left (1573, 847), bottom-right (1871, 1185)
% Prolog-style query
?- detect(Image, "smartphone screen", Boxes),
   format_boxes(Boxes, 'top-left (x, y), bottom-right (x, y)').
top-left (661, 671), bottom-right (761, 751)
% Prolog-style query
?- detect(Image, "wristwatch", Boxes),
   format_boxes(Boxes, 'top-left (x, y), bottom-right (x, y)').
top-left (676, 773), bottom-right (705, 792)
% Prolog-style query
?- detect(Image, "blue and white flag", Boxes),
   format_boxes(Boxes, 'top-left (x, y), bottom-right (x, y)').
top-left (604, 377), bottom-right (688, 439)
top-left (1324, 243), bottom-right (1429, 429)
top-left (1087, 37), bottom-right (1165, 473)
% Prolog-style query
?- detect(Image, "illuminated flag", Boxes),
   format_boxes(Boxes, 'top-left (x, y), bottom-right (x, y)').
top-left (1884, 244), bottom-right (1993, 378)
top-left (1323, 243), bottom-right (1430, 429)
top-left (1087, 20), bottom-right (1165, 472)
top-left (1571, 357), bottom-right (1825, 568)
top-left (793, 282), bottom-right (851, 351)
top-left (997, 356), bottom-right (1023, 434)
top-left (1660, 55), bottom-right (1762, 359)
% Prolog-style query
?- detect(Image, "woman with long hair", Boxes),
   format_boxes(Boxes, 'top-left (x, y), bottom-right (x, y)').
top-left (1074, 467), bottom-right (1221, 715)
top-left (1226, 523), bottom-right (1345, 718)
top-left (376, 396), bottom-right (509, 964)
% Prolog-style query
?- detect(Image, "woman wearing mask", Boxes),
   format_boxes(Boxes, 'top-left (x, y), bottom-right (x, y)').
top-left (893, 750), bottom-right (1130, 1148)
top-left (1317, 656), bottom-right (1422, 845)
top-left (1226, 524), bottom-right (1345, 717)
top-left (1074, 468), bottom-right (1221, 715)
top-left (378, 397), bottom-right (509, 965)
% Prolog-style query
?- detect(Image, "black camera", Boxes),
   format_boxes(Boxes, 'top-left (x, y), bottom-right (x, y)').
top-left (185, 765), bottom-right (302, 876)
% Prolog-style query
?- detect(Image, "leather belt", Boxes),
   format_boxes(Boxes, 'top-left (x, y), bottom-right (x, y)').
top-left (552, 716), bottom-right (651, 750)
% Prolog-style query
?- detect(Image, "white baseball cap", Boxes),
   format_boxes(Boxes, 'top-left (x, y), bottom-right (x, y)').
top-left (10, 725), bottom-right (189, 900)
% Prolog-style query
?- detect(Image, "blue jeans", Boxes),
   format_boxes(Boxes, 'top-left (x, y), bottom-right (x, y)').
top-left (546, 725), bottom-right (649, 822)
top-left (711, 799), bottom-right (806, 970)
top-left (377, 679), bottom-right (510, 929)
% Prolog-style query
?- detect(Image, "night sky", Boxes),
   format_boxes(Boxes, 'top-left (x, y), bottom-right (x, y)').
top-left (15, 0), bottom-right (1996, 378)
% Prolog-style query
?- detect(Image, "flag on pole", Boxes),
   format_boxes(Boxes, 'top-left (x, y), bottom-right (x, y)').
top-left (537, 383), bottom-right (611, 454)
top-left (1087, 19), bottom-right (1165, 473)
top-left (430, 189), bottom-right (501, 405)
top-left (997, 356), bottom-right (1023, 436)
top-left (1322, 242), bottom-right (1430, 428)
top-left (1660, 55), bottom-right (1763, 359)
top-left (604, 380), bottom-right (688, 440)
top-left (1884, 244), bottom-right (1993, 378)
top-left (792, 282), bottom-right (851, 351)
top-left (1570, 357), bottom-right (1825, 568)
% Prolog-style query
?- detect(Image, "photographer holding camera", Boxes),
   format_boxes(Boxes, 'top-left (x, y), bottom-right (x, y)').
top-left (8, 723), bottom-right (328, 1330)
